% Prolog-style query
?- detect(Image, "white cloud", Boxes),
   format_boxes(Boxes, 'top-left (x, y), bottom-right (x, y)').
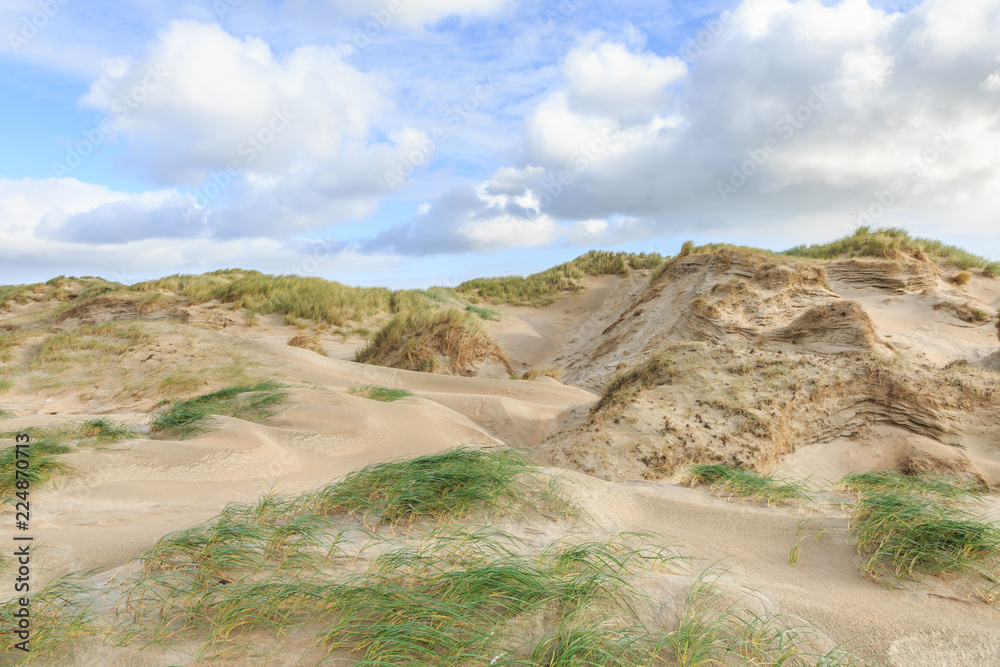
top-left (563, 40), bottom-right (686, 122)
top-left (81, 21), bottom-right (391, 186)
top-left (838, 47), bottom-right (893, 89)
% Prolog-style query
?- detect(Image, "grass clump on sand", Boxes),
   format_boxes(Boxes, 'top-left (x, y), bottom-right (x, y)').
top-left (590, 350), bottom-right (677, 418)
top-left (312, 447), bottom-right (566, 524)
top-left (80, 418), bottom-right (138, 443)
top-left (514, 366), bottom-right (564, 381)
top-left (785, 226), bottom-right (1000, 272)
top-left (839, 470), bottom-right (984, 500)
top-left (841, 471), bottom-right (1000, 584)
top-left (149, 380), bottom-right (287, 439)
top-left (685, 464), bottom-right (812, 506)
top-left (354, 309), bottom-right (511, 376)
top-left (0, 432), bottom-right (71, 504)
top-left (0, 574), bottom-right (100, 664)
top-left (849, 492), bottom-right (1000, 583)
top-left (457, 250), bottom-right (664, 307)
top-left (663, 574), bottom-right (872, 667)
top-left (347, 385), bottom-right (413, 402)
top-left (465, 303), bottom-right (500, 320)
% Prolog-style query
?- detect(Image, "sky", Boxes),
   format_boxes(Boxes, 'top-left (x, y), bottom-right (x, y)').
top-left (1, 0), bottom-right (999, 288)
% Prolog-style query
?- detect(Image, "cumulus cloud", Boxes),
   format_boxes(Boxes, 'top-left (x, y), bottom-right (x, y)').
top-left (81, 20), bottom-right (391, 185)
top-left (367, 0), bottom-right (1000, 256)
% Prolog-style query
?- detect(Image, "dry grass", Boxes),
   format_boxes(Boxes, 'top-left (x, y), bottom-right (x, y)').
top-left (354, 309), bottom-right (511, 376)
top-left (590, 350), bottom-right (677, 418)
top-left (516, 366), bottom-right (564, 381)
top-left (952, 271), bottom-right (974, 286)
top-left (287, 332), bottom-right (324, 354)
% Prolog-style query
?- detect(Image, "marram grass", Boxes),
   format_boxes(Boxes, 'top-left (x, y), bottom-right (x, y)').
top-left (149, 380), bottom-right (287, 439)
top-left (347, 385), bottom-right (413, 402)
top-left (838, 470), bottom-right (983, 500)
top-left (848, 491), bottom-right (1000, 583)
top-left (685, 464), bottom-right (812, 506)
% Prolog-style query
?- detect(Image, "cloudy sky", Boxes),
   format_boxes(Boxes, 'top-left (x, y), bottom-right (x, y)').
top-left (1, 0), bottom-right (999, 287)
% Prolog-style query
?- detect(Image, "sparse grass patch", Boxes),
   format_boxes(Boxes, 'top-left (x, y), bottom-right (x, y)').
top-left (80, 418), bottom-right (138, 443)
top-left (0, 378), bottom-right (12, 393)
top-left (149, 380), bottom-right (287, 439)
top-left (465, 303), bottom-right (500, 320)
top-left (28, 322), bottom-right (151, 371)
top-left (355, 309), bottom-right (510, 376)
top-left (684, 464), bottom-right (811, 506)
top-left (663, 574), bottom-right (873, 667)
top-left (347, 385), bottom-right (413, 402)
top-left (0, 329), bottom-right (29, 363)
top-left (515, 366), bottom-right (564, 381)
top-left (590, 350), bottom-right (677, 418)
top-left (0, 574), bottom-right (100, 664)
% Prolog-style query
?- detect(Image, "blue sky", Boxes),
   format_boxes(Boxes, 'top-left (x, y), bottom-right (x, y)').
top-left (1, 0), bottom-right (999, 287)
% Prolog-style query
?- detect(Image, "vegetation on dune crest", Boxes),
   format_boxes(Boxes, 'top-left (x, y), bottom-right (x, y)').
top-left (457, 250), bottom-right (664, 306)
top-left (131, 269), bottom-right (434, 326)
top-left (354, 309), bottom-right (511, 375)
top-left (150, 380), bottom-right (288, 439)
top-left (785, 226), bottom-right (1000, 272)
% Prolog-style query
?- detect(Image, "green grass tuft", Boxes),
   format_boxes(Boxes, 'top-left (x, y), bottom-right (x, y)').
top-left (685, 464), bottom-right (812, 506)
top-left (465, 303), bottom-right (500, 320)
top-left (347, 385), bottom-right (414, 402)
top-left (849, 492), bottom-right (1000, 583)
top-left (80, 418), bottom-right (138, 443)
top-left (0, 431), bottom-right (72, 504)
top-left (839, 470), bottom-right (983, 500)
top-left (312, 447), bottom-right (565, 524)
top-left (149, 380), bottom-right (287, 439)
